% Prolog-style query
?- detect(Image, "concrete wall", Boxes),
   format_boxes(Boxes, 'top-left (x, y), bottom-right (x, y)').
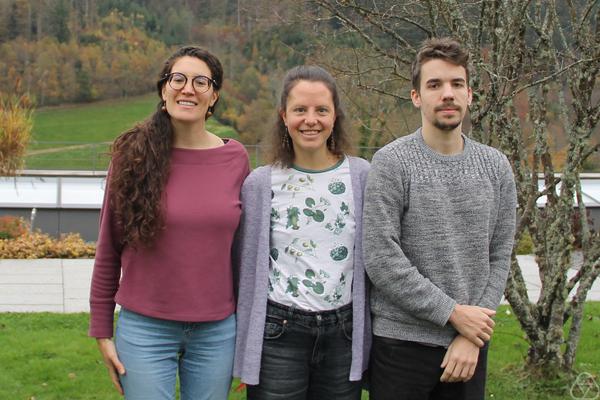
top-left (1, 171), bottom-right (599, 243)
top-left (0, 208), bottom-right (100, 241)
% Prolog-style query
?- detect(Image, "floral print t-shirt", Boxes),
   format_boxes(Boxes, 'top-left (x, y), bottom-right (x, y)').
top-left (268, 157), bottom-right (355, 311)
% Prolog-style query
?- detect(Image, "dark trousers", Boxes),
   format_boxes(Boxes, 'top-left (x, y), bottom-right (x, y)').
top-left (369, 335), bottom-right (488, 400)
top-left (246, 300), bottom-right (362, 400)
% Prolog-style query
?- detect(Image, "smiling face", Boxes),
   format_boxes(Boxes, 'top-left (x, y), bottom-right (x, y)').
top-left (281, 80), bottom-right (336, 162)
top-left (411, 58), bottom-right (472, 134)
top-left (161, 56), bottom-right (218, 125)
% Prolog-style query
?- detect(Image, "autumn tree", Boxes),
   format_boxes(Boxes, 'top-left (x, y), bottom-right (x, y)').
top-left (312, 0), bottom-right (600, 377)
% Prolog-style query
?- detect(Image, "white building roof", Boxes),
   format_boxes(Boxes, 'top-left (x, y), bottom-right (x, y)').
top-left (1, 171), bottom-right (599, 210)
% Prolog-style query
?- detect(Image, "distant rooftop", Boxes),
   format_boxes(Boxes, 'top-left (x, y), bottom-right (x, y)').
top-left (1, 171), bottom-right (599, 209)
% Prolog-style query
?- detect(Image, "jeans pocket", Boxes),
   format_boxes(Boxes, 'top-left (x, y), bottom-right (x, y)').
top-left (342, 318), bottom-right (353, 341)
top-left (263, 315), bottom-right (286, 340)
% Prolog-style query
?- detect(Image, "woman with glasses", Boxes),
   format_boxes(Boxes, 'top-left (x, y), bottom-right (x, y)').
top-left (89, 46), bottom-right (249, 400)
top-left (233, 65), bottom-right (370, 399)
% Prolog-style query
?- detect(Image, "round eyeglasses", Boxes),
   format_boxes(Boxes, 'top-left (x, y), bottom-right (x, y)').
top-left (164, 72), bottom-right (217, 93)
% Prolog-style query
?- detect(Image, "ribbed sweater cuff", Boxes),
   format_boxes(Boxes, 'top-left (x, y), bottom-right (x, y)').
top-left (88, 303), bottom-right (116, 338)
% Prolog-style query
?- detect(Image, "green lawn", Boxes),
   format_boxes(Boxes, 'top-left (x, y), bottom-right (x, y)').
top-left (0, 303), bottom-right (598, 399)
top-left (27, 94), bottom-right (240, 170)
top-left (486, 303), bottom-right (600, 399)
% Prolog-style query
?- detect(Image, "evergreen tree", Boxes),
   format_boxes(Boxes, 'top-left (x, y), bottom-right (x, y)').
top-left (48, 0), bottom-right (70, 43)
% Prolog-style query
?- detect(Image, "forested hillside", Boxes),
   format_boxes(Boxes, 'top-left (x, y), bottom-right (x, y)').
top-left (0, 0), bottom-right (325, 144)
top-left (0, 0), bottom-right (598, 169)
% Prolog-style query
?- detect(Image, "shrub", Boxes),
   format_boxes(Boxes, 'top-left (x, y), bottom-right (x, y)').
top-left (0, 216), bottom-right (28, 239)
top-left (0, 85), bottom-right (34, 176)
top-left (0, 232), bottom-right (95, 259)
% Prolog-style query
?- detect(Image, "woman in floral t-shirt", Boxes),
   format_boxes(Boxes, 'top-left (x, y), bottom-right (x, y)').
top-left (234, 65), bottom-right (370, 400)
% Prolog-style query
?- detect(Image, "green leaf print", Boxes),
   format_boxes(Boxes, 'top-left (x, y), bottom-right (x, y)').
top-left (328, 215), bottom-right (346, 235)
top-left (270, 208), bottom-right (280, 228)
top-left (301, 268), bottom-right (327, 295)
top-left (330, 245), bottom-right (348, 261)
top-left (270, 248), bottom-right (279, 261)
top-left (341, 202), bottom-right (349, 214)
top-left (325, 273), bottom-right (347, 305)
top-left (318, 269), bottom-right (331, 279)
top-left (313, 282), bottom-right (325, 294)
top-left (301, 279), bottom-right (325, 295)
top-left (328, 180), bottom-right (346, 194)
top-left (272, 268), bottom-right (281, 282)
top-left (303, 197), bottom-right (328, 224)
top-left (302, 279), bottom-right (314, 288)
top-left (286, 277), bottom-right (300, 297)
top-left (269, 268), bottom-right (281, 293)
top-left (286, 207), bottom-right (300, 230)
top-left (313, 210), bottom-right (325, 222)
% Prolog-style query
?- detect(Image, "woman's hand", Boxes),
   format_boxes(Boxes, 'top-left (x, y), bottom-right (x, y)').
top-left (96, 338), bottom-right (126, 395)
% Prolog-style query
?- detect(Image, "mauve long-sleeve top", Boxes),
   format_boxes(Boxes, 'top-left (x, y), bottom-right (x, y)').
top-left (89, 139), bottom-right (249, 338)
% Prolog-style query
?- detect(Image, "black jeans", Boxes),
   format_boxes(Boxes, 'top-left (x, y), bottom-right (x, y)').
top-left (246, 300), bottom-right (362, 400)
top-left (369, 335), bottom-right (488, 400)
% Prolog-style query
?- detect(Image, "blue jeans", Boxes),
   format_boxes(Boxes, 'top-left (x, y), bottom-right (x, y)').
top-left (115, 308), bottom-right (235, 400)
top-left (246, 300), bottom-right (362, 400)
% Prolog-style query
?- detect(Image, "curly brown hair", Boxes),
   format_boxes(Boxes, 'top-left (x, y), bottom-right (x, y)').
top-left (268, 65), bottom-right (353, 167)
top-left (109, 46), bottom-right (223, 248)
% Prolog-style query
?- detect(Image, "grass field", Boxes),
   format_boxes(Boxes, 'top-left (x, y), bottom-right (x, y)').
top-left (27, 94), bottom-right (240, 170)
top-left (0, 303), bottom-right (598, 399)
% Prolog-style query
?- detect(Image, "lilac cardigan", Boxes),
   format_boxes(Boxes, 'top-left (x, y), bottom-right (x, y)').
top-left (233, 156), bottom-right (371, 385)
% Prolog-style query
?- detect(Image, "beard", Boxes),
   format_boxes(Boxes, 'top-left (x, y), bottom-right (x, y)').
top-left (433, 119), bottom-right (461, 131)
top-left (432, 102), bottom-right (462, 131)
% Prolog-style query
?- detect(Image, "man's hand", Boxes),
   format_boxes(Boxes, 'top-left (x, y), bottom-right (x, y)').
top-left (440, 335), bottom-right (480, 383)
top-left (448, 304), bottom-right (495, 347)
top-left (97, 338), bottom-right (126, 395)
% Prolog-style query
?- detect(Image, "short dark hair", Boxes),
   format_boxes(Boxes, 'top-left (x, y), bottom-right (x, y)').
top-left (156, 46), bottom-right (223, 119)
top-left (412, 37), bottom-right (470, 91)
top-left (269, 65), bottom-right (352, 167)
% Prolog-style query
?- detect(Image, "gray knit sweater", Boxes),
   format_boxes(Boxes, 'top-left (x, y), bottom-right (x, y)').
top-left (363, 129), bottom-right (516, 347)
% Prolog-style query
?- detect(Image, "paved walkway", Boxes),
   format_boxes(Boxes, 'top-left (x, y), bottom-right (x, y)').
top-left (26, 142), bottom-right (111, 156)
top-left (0, 256), bottom-right (598, 312)
top-left (502, 255), bottom-right (600, 304)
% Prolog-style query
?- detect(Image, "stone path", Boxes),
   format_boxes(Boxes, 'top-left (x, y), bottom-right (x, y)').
top-left (26, 142), bottom-right (110, 156)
